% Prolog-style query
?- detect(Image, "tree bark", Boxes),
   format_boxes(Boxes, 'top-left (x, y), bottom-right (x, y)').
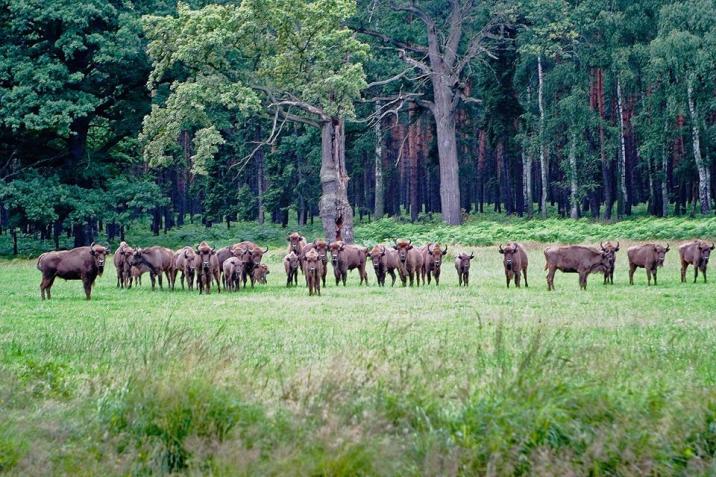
top-left (319, 118), bottom-right (354, 243)
top-left (408, 105), bottom-right (420, 222)
top-left (538, 56), bottom-right (548, 218)
top-left (373, 105), bottom-right (384, 219)
top-left (569, 132), bottom-right (579, 219)
top-left (686, 79), bottom-right (711, 214)
top-left (593, 68), bottom-right (612, 220)
top-left (616, 77), bottom-right (628, 218)
top-left (661, 120), bottom-right (669, 217)
top-left (255, 125), bottom-right (266, 224)
top-left (522, 149), bottom-right (533, 217)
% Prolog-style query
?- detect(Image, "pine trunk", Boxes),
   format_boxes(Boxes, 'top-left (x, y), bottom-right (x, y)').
top-left (661, 122), bottom-right (669, 217)
top-left (569, 132), bottom-right (579, 219)
top-left (319, 118), bottom-right (354, 243)
top-left (686, 80), bottom-right (711, 214)
top-left (432, 77), bottom-right (461, 224)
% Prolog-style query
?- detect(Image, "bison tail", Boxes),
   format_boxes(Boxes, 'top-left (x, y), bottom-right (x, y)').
top-left (36, 253), bottom-right (46, 270)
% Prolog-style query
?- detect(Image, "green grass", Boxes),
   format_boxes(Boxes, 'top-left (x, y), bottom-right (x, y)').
top-left (2, 240), bottom-right (716, 475)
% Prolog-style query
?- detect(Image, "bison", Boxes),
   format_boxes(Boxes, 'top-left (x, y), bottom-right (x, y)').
top-left (301, 239), bottom-right (329, 287)
top-left (600, 242), bottom-right (620, 284)
top-left (253, 264), bottom-right (269, 284)
top-left (287, 232), bottom-right (307, 257)
top-left (231, 241), bottom-right (268, 288)
top-left (329, 241), bottom-right (369, 286)
top-left (284, 251), bottom-right (300, 287)
top-left (172, 246), bottom-right (197, 290)
top-left (544, 245), bottom-right (612, 290)
top-left (499, 243), bottom-right (529, 288)
top-left (130, 246), bottom-right (174, 290)
top-left (304, 249), bottom-right (323, 296)
top-left (420, 243), bottom-right (448, 285)
top-left (113, 241), bottom-right (134, 288)
top-left (368, 245), bottom-right (400, 287)
top-left (628, 243), bottom-right (669, 286)
top-left (215, 246), bottom-right (235, 288)
top-left (454, 252), bottom-right (474, 287)
top-left (37, 242), bottom-right (109, 300)
top-left (393, 239), bottom-right (423, 287)
top-left (679, 240), bottom-right (715, 283)
top-left (222, 257), bottom-right (244, 291)
top-left (195, 241), bottom-right (221, 294)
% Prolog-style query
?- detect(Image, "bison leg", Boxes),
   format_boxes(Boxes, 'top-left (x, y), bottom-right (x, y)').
top-left (40, 274), bottom-right (56, 300)
top-left (514, 272), bottom-right (521, 288)
top-left (628, 264), bottom-right (636, 285)
top-left (546, 266), bottom-right (556, 291)
top-left (578, 270), bottom-right (588, 290)
top-left (83, 277), bottom-right (93, 300)
top-left (703, 267), bottom-right (708, 283)
top-left (522, 269), bottom-right (528, 288)
top-left (465, 273), bottom-right (469, 287)
top-left (652, 268), bottom-right (658, 286)
top-left (505, 272), bottom-right (511, 288)
top-left (694, 266), bottom-right (699, 283)
top-left (681, 262), bottom-right (688, 283)
top-left (646, 268), bottom-right (652, 286)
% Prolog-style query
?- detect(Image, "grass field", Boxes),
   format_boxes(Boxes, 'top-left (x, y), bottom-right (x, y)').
top-left (2, 241), bottom-right (716, 475)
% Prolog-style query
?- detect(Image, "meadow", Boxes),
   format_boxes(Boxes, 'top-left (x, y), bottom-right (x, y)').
top-left (2, 234), bottom-right (716, 476)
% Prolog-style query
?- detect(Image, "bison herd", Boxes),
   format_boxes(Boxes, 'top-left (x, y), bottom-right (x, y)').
top-left (35, 234), bottom-right (715, 300)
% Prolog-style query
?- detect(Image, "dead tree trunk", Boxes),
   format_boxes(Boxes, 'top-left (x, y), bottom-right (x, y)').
top-left (319, 118), bottom-right (354, 243)
top-left (687, 79), bottom-right (711, 214)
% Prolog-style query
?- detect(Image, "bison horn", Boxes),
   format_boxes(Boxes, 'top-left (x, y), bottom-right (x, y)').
top-left (263, 246), bottom-right (269, 253)
top-left (407, 239), bottom-right (412, 246)
top-left (470, 252), bottom-right (475, 259)
top-left (443, 245), bottom-right (448, 255)
top-left (428, 243), bottom-right (434, 254)
top-left (665, 243), bottom-right (670, 252)
top-left (615, 241), bottom-right (620, 251)
top-left (498, 244), bottom-right (504, 254)
top-left (600, 242), bottom-right (605, 250)
top-left (712, 243), bottom-right (715, 250)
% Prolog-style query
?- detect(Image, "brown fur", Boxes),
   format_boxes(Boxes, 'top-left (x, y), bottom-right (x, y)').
top-left (454, 252), bottom-right (474, 287)
top-left (301, 240), bottom-right (329, 287)
top-left (628, 243), bottom-right (669, 286)
top-left (600, 242), bottom-right (620, 284)
top-left (679, 240), bottom-right (715, 283)
top-left (222, 257), bottom-right (243, 291)
top-left (287, 232), bottom-right (307, 256)
top-left (284, 251), bottom-right (300, 287)
top-left (253, 264), bottom-right (269, 284)
top-left (420, 243), bottom-right (448, 285)
top-left (172, 246), bottom-right (197, 290)
top-left (194, 241), bottom-right (221, 294)
top-left (393, 239), bottom-right (423, 287)
top-left (304, 249), bottom-right (322, 296)
top-left (499, 243), bottom-right (529, 288)
top-left (113, 241), bottom-right (134, 288)
top-left (368, 245), bottom-right (400, 287)
top-left (37, 243), bottom-right (109, 300)
top-left (543, 245), bottom-right (612, 291)
top-left (329, 241), bottom-right (368, 286)
top-left (130, 246), bottom-right (174, 291)
top-left (231, 241), bottom-right (268, 288)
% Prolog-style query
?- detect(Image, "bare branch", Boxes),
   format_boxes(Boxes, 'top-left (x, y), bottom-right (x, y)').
top-left (353, 26), bottom-right (428, 54)
top-left (453, 19), bottom-right (502, 76)
top-left (398, 49), bottom-right (431, 74)
top-left (365, 68), bottom-right (413, 89)
top-left (389, 0), bottom-right (435, 29)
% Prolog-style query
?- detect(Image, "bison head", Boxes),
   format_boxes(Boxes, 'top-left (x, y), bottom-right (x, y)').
top-left (329, 241), bottom-right (345, 267)
top-left (314, 240), bottom-right (329, 264)
top-left (499, 244), bottom-right (519, 271)
top-left (456, 252), bottom-right (474, 271)
top-left (89, 242), bottom-right (108, 274)
top-left (369, 245), bottom-right (386, 268)
top-left (287, 233), bottom-right (304, 254)
top-left (251, 245), bottom-right (269, 265)
top-left (697, 241), bottom-right (715, 269)
top-left (654, 243), bottom-right (669, 267)
top-left (285, 251), bottom-right (300, 270)
top-left (393, 239), bottom-right (412, 263)
top-left (195, 242), bottom-right (215, 271)
top-left (600, 242), bottom-right (619, 270)
top-left (428, 243), bottom-right (448, 269)
top-left (183, 248), bottom-right (197, 273)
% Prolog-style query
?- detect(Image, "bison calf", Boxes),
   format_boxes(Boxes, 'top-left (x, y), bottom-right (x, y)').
top-left (284, 251), bottom-right (300, 287)
top-left (172, 246), bottom-right (197, 290)
top-left (454, 252), bottom-right (474, 286)
top-left (113, 242), bottom-right (134, 288)
top-left (253, 264), bottom-right (269, 284)
top-left (499, 243), bottom-right (529, 288)
top-left (304, 249), bottom-right (323, 296)
top-left (222, 257), bottom-right (243, 291)
top-left (37, 242), bottom-right (109, 300)
top-left (627, 243), bottom-right (669, 286)
top-left (679, 240), bottom-right (715, 283)
top-left (195, 241), bottom-right (221, 294)
top-left (600, 242), bottom-right (620, 285)
top-left (301, 240), bottom-right (329, 287)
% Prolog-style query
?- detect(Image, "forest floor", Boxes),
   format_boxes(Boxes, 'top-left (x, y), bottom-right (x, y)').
top-left (2, 242), bottom-right (716, 475)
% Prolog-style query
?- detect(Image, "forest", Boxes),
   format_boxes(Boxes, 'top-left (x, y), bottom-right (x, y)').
top-left (1, 0), bottom-right (715, 248)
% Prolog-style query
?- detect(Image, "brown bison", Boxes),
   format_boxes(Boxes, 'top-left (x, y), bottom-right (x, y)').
top-left (172, 246), bottom-right (197, 290)
top-left (284, 251), bottom-right (300, 287)
top-left (253, 264), bottom-right (269, 284)
top-left (544, 245), bottom-right (612, 290)
top-left (420, 243), bottom-right (448, 285)
top-left (499, 243), bottom-right (529, 288)
top-left (113, 241), bottom-right (134, 288)
top-left (222, 257), bottom-right (243, 291)
top-left (329, 241), bottom-right (369, 286)
top-left (628, 243), bottom-right (669, 286)
top-left (600, 242), bottom-right (620, 284)
top-left (130, 246), bottom-right (174, 290)
top-left (368, 245), bottom-right (400, 287)
top-left (37, 242), bottom-right (109, 300)
top-left (195, 241), bottom-right (221, 294)
top-left (130, 264), bottom-right (147, 287)
top-left (454, 252), bottom-right (474, 287)
top-left (215, 246), bottom-right (235, 288)
top-left (393, 239), bottom-right (423, 287)
top-left (304, 249), bottom-right (322, 296)
top-left (301, 239), bottom-right (329, 287)
top-left (679, 240), bottom-right (715, 283)
top-left (231, 241), bottom-right (268, 288)
top-left (287, 232), bottom-right (307, 257)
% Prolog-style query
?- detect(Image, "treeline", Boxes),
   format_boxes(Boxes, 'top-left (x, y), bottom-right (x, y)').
top-left (1, 0), bottom-right (715, 250)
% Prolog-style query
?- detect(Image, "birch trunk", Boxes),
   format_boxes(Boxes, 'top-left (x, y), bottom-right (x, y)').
top-left (538, 55), bottom-right (548, 218)
top-left (522, 150), bottom-right (533, 217)
top-left (687, 79), bottom-right (711, 214)
top-left (569, 132), bottom-right (579, 219)
top-left (616, 77), bottom-right (628, 218)
top-left (319, 118), bottom-right (354, 243)
top-left (373, 104), bottom-right (384, 219)
top-left (661, 140), bottom-right (669, 217)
